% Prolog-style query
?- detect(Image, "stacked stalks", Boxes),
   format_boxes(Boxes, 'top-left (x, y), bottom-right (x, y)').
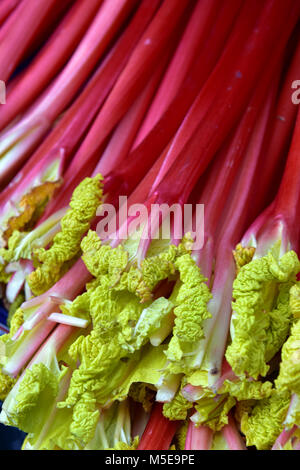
top-left (0, 0), bottom-right (300, 451)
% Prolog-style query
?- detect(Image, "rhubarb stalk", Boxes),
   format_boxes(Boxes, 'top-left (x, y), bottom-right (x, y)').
top-left (137, 403), bottom-right (180, 450)
top-left (0, 0), bottom-right (138, 185)
top-left (0, 0), bottom-right (60, 82)
top-left (0, 0), bottom-right (103, 132)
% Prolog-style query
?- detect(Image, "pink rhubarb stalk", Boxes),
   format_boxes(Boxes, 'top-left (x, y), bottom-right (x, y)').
top-left (133, 0), bottom-right (219, 147)
top-left (41, 38), bottom-right (171, 219)
top-left (272, 425), bottom-right (298, 450)
top-left (103, 0), bottom-right (242, 199)
top-left (149, 0), bottom-right (298, 202)
top-left (250, 36), bottom-right (300, 213)
top-left (52, 0), bottom-right (191, 194)
top-left (2, 319), bottom-right (56, 378)
top-left (185, 422), bottom-right (213, 450)
top-left (0, 0), bottom-right (138, 186)
top-left (137, 403), bottom-right (180, 450)
top-left (221, 413), bottom-right (247, 450)
top-left (0, 0), bottom-right (20, 27)
top-left (241, 104), bottom-right (300, 257)
top-left (0, 0), bottom-right (161, 232)
top-left (0, 0), bottom-right (59, 82)
top-left (200, 81), bottom-right (279, 385)
top-left (106, 0), bottom-right (296, 264)
top-left (0, 0), bottom-right (103, 132)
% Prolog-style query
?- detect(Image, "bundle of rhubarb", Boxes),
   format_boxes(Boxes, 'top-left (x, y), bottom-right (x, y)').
top-left (0, 0), bottom-right (300, 451)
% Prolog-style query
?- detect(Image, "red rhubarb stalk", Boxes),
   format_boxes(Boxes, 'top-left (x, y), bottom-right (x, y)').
top-left (137, 403), bottom-right (180, 450)
top-left (59, 0), bottom-right (191, 188)
top-left (107, 0), bottom-right (273, 252)
top-left (0, 0), bottom-right (138, 185)
top-left (92, 58), bottom-right (168, 178)
top-left (103, 0), bottom-right (242, 199)
top-left (0, 0), bottom-right (59, 82)
top-left (0, 0), bottom-right (20, 27)
top-left (202, 82), bottom-right (279, 385)
top-left (148, 0), bottom-right (266, 188)
top-left (110, 0), bottom-right (293, 261)
top-left (1, 258), bottom-right (92, 378)
top-left (41, 42), bottom-right (173, 218)
top-left (193, 29), bottom-right (292, 279)
top-left (150, 0), bottom-right (297, 206)
top-left (241, 104), bottom-right (300, 257)
top-left (251, 37), bottom-right (300, 212)
top-left (133, 0), bottom-right (219, 147)
top-left (0, 0), bottom-right (104, 132)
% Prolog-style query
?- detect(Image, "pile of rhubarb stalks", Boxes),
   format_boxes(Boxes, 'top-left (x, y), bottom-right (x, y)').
top-left (1, 0), bottom-right (300, 451)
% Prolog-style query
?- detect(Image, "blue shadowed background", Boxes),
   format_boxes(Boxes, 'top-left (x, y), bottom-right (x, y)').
top-left (0, 300), bottom-right (26, 450)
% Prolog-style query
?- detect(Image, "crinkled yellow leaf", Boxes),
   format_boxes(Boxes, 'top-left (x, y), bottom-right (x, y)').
top-left (240, 390), bottom-right (291, 450)
top-left (276, 318), bottom-right (300, 395)
top-left (163, 389), bottom-right (193, 421)
top-left (28, 175), bottom-right (103, 295)
top-left (165, 254), bottom-right (212, 375)
top-left (290, 283), bottom-right (300, 318)
top-left (226, 250), bottom-right (300, 379)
